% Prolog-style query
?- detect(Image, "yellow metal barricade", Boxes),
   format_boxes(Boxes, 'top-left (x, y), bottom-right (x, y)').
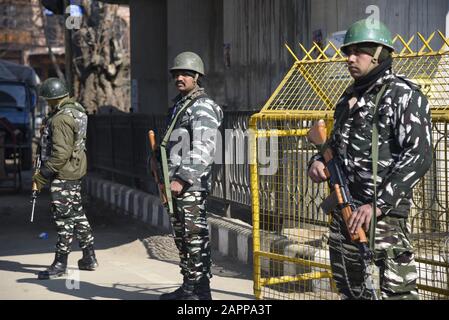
top-left (251, 32), bottom-right (449, 300)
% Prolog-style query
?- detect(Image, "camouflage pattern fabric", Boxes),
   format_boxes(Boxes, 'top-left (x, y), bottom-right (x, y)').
top-left (40, 97), bottom-right (87, 162)
top-left (329, 213), bottom-right (419, 300)
top-left (310, 69), bottom-right (433, 218)
top-left (40, 116), bottom-right (51, 162)
top-left (309, 69), bottom-right (430, 300)
top-left (160, 85), bottom-right (222, 292)
top-left (165, 86), bottom-right (223, 193)
top-left (50, 179), bottom-right (94, 255)
top-left (58, 100), bottom-right (88, 156)
top-left (170, 191), bottom-right (211, 292)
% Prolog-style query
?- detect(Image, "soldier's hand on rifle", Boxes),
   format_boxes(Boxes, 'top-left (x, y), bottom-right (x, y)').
top-left (348, 204), bottom-right (382, 234)
top-left (170, 179), bottom-right (185, 197)
top-left (32, 172), bottom-right (48, 192)
top-left (308, 161), bottom-right (328, 183)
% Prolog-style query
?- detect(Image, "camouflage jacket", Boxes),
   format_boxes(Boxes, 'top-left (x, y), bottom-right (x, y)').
top-left (164, 87), bottom-right (223, 193)
top-left (310, 69), bottom-right (432, 218)
top-left (40, 97), bottom-right (88, 181)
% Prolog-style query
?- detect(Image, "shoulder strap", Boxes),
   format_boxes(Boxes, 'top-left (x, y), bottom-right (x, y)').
top-left (369, 84), bottom-right (388, 250)
top-left (161, 94), bottom-right (207, 147)
top-left (159, 93), bottom-right (206, 214)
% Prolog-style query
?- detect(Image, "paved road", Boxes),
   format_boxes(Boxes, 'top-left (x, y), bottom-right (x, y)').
top-left (0, 172), bottom-right (254, 300)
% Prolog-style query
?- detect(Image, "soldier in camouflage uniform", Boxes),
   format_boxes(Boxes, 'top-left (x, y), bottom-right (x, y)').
top-left (157, 52), bottom-right (223, 300)
top-left (33, 78), bottom-right (98, 280)
top-left (308, 20), bottom-right (432, 299)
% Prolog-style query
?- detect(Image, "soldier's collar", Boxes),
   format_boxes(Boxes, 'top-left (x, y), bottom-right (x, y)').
top-left (347, 69), bottom-right (393, 96)
top-left (172, 86), bottom-right (204, 104)
top-left (55, 96), bottom-right (72, 110)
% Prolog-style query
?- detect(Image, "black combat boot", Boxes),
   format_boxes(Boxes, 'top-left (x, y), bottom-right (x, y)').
top-left (192, 277), bottom-right (212, 300)
top-left (38, 252), bottom-right (68, 280)
top-left (159, 286), bottom-right (191, 300)
top-left (78, 245), bottom-right (99, 271)
top-left (159, 277), bottom-right (193, 300)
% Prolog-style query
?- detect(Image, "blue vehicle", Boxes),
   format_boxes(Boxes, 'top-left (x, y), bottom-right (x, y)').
top-left (0, 59), bottom-right (40, 170)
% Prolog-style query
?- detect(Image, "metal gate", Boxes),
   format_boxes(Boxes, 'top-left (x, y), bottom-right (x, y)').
top-left (251, 31), bottom-right (449, 300)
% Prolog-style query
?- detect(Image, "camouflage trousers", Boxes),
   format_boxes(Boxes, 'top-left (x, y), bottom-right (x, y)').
top-left (328, 213), bottom-right (419, 300)
top-left (170, 191), bottom-right (211, 292)
top-left (50, 179), bottom-right (95, 255)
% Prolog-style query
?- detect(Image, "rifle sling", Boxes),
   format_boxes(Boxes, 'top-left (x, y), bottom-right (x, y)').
top-left (370, 84), bottom-right (387, 251)
top-left (159, 94), bottom-right (206, 214)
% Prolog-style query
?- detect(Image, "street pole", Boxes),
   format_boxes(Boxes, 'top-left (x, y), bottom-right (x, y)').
top-left (63, 0), bottom-right (74, 96)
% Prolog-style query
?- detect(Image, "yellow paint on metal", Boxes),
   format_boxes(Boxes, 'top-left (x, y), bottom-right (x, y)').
top-left (393, 34), bottom-right (415, 56)
top-left (256, 129), bottom-right (310, 138)
top-left (437, 31), bottom-right (449, 53)
top-left (260, 272), bottom-right (333, 286)
top-left (259, 64), bottom-right (299, 113)
top-left (416, 285), bottom-right (449, 297)
top-left (415, 257), bottom-right (449, 269)
top-left (249, 116), bottom-right (262, 300)
top-left (285, 43), bottom-right (300, 63)
top-left (418, 32), bottom-right (436, 54)
top-left (257, 251), bottom-right (332, 270)
top-left (251, 30), bottom-right (449, 300)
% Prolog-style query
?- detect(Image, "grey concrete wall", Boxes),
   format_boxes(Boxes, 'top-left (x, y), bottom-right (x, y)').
top-left (130, 0), bottom-right (448, 114)
top-left (130, 0), bottom-right (168, 114)
top-left (222, 0), bottom-right (310, 110)
top-left (131, 0), bottom-right (311, 113)
top-left (311, 0), bottom-right (448, 52)
top-left (166, 0), bottom-right (225, 107)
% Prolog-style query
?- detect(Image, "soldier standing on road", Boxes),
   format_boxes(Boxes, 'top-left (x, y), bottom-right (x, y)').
top-left (156, 52), bottom-right (223, 300)
top-left (308, 19), bottom-right (432, 299)
top-left (34, 77), bottom-right (98, 280)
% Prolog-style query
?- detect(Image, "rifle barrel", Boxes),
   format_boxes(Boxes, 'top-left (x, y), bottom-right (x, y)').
top-left (30, 199), bottom-right (36, 222)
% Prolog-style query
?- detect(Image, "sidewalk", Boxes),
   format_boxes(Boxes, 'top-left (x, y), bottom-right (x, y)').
top-left (0, 172), bottom-right (254, 300)
top-left (84, 175), bottom-right (254, 265)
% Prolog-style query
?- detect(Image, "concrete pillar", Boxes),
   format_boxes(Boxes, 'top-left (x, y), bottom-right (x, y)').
top-left (166, 0), bottom-right (224, 105)
top-left (130, 0), bottom-right (168, 114)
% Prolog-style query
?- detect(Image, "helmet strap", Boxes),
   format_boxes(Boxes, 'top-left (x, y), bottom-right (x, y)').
top-left (371, 45), bottom-right (383, 65)
top-left (194, 73), bottom-right (199, 84)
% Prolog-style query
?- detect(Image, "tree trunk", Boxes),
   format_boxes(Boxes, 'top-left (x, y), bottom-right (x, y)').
top-left (72, 1), bottom-right (130, 114)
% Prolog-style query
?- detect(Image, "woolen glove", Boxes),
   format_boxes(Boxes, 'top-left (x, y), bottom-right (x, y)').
top-left (32, 172), bottom-right (48, 192)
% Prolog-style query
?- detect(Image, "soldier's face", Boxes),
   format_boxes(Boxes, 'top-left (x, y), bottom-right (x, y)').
top-left (46, 98), bottom-right (60, 109)
top-left (346, 46), bottom-right (378, 79)
top-left (172, 71), bottom-right (196, 95)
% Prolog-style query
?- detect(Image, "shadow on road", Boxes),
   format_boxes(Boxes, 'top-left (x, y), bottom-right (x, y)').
top-left (17, 277), bottom-right (160, 300)
top-left (1, 170), bottom-right (253, 289)
top-left (0, 259), bottom-right (46, 275)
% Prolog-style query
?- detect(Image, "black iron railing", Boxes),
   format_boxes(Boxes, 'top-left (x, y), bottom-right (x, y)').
top-left (87, 111), bottom-right (255, 224)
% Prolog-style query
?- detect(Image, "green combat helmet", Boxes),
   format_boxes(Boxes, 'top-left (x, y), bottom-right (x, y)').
top-left (39, 77), bottom-right (69, 100)
top-left (341, 19), bottom-right (395, 54)
top-left (170, 52), bottom-right (205, 76)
